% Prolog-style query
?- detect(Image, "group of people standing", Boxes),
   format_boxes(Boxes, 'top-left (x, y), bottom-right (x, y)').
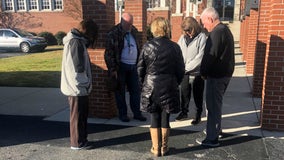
top-left (60, 7), bottom-right (235, 157)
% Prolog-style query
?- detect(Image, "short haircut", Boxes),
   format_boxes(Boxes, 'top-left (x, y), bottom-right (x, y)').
top-left (181, 17), bottom-right (201, 37)
top-left (201, 7), bottom-right (220, 21)
top-left (150, 17), bottom-right (171, 38)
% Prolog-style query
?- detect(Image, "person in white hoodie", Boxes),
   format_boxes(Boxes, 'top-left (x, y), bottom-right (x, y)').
top-left (61, 19), bottom-right (98, 150)
top-left (175, 17), bottom-right (207, 125)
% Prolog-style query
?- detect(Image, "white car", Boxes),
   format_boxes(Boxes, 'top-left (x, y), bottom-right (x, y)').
top-left (0, 28), bottom-right (47, 53)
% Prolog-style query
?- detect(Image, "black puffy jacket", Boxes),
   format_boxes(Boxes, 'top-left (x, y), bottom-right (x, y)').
top-left (137, 37), bottom-right (185, 113)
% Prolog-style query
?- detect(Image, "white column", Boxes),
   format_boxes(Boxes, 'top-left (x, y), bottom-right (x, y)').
top-left (176, 0), bottom-right (181, 14)
top-left (160, 0), bottom-right (166, 7)
top-left (193, 2), bottom-right (197, 18)
top-left (186, 0), bottom-right (190, 17)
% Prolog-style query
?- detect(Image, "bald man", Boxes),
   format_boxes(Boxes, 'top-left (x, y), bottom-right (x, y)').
top-left (104, 13), bottom-right (146, 122)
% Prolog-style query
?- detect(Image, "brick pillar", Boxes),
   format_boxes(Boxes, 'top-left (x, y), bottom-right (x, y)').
top-left (239, 0), bottom-right (246, 54)
top-left (242, 17), bottom-right (249, 62)
top-left (239, 0), bottom-right (245, 54)
top-left (261, 2), bottom-right (284, 131)
top-left (246, 9), bottom-right (258, 75)
top-left (171, 15), bottom-right (183, 42)
top-left (252, 0), bottom-right (270, 97)
top-left (124, 0), bottom-right (147, 46)
top-left (82, 0), bottom-right (117, 118)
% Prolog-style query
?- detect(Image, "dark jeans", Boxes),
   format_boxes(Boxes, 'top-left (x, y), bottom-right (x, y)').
top-left (68, 96), bottom-right (89, 147)
top-left (150, 107), bottom-right (170, 128)
top-left (180, 75), bottom-right (204, 116)
top-left (115, 62), bottom-right (141, 118)
top-left (205, 77), bottom-right (231, 141)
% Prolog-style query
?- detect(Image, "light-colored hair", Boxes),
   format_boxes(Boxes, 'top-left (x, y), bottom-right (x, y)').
top-left (150, 17), bottom-right (171, 38)
top-left (181, 17), bottom-right (201, 37)
top-left (200, 7), bottom-right (220, 21)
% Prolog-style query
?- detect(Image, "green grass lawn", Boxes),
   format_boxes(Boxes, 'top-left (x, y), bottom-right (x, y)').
top-left (0, 46), bottom-right (63, 88)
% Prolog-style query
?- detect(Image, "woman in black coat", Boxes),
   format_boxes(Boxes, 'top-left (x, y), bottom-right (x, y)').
top-left (137, 17), bottom-right (185, 157)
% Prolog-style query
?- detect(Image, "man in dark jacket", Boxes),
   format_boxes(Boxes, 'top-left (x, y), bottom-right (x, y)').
top-left (104, 13), bottom-right (146, 122)
top-left (196, 7), bottom-right (235, 147)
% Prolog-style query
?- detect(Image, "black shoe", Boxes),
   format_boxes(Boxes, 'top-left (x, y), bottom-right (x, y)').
top-left (203, 129), bottom-right (223, 138)
top-left (133, 115), bottom-right (147, 121)
top-left (191, 117), bottom-right (201, 125)
top-left (196, 138), bottom-right (220, 147)
top-left (119, 116), bottom-right (130, 122)
top-left (175, 112), bottom-right (188, 121)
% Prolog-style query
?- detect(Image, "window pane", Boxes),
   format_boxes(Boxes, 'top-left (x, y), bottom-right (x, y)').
top-left (4, 0), bottom-right (13, 11)
top-left (17, 0), bottom-right (26, 10)
top-left (54, 0), bottom-right (63, 10)
top-left (42, 0), bottom-right (50, 10)
top-left (4, 31), bottom-right (16, 37)
top-left (29, 0), bottom-right (38, 10)
top-left (148, 0), bottom-right (160, 8)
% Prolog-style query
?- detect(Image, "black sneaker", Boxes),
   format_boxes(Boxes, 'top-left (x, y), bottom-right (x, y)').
top-left (119, 116), bottom-right (130, 122)
top-left (191, 117), bottom-right (201, 125)
top-left (133, 115), bottom-right (147, 121)
top-left (196, 138), bottom-right (220, 147)
top-left (175, 113), bottom-right (188, 121)
top-left (203, 129), bottom-right (223, 138)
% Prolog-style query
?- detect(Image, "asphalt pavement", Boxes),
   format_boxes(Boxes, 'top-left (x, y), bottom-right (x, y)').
top-left (1, 22), bottom-right (284, 159)
top-left (1, 44), bottom-right (284, 160)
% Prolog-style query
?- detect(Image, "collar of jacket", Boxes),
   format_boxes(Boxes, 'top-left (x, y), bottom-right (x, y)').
top-left (71, 28), bottom-right (90, 47)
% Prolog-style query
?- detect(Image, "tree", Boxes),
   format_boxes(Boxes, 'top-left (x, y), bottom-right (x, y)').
top-left (0, 12), bottom-right (42, 28)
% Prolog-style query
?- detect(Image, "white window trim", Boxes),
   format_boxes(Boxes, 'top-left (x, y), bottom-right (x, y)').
top-left (1, 0), bottom-right (63, 12)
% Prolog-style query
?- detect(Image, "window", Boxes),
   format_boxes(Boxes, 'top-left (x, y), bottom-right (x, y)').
top-left (4, 0), bottom-right (13, 11)
top-left (2, 0), bottom-right (63, 11)
top-left (29, 0), bottom-right (38, 10)
top-left (54, 0), bottom-right (62, 10)
top-left (4, 30), bottom-right (17, 38)
top-left (41, 0), bottom-right (50, 10)
top-left (148, 0), bottom-right (160, 9)
top-left (17, 0), bottom-right (26, 10)
top-left (0, 30), bottom-right (4, 37)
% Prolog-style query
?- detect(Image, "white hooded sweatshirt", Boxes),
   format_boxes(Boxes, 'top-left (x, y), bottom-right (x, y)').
top-left (60, 29), bottom-right (92, 96)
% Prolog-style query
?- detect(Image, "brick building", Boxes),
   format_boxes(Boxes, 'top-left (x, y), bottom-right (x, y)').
top-left (1, 0), bottom-right (283, 131)
top-left (240, 0), bottom-right (284, 131)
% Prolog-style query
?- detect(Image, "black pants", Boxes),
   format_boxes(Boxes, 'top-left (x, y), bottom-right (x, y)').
top-left (150, 108), bottom-right (170, 128)
top-left (180, 75), bottom-right (204, 116)
top-left (68, 96), bottom-right (89, 147)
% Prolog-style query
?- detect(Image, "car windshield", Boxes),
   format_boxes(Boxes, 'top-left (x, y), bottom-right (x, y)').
top-left (13, 28), bottom-right (33, 37)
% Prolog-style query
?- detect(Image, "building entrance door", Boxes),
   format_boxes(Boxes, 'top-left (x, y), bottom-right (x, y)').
top-left (214, 0), bottom-right (235, 21)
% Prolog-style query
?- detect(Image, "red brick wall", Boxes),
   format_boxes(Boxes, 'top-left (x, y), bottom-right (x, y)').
top-left (246, 9), bottom-right (258, 75)
top-left (5, 0), bottom-right (82, 34)
top-left (241, 16), bottom-right (249, 62)
top-left (239, 0), bottom-right (245, 55)
top-left (83, 0), bottom-right (117, 118)
top-left (252, 0), bottom-right (270, 97)
top-left (171, 16), bottom-right (183, 42)
top-left (147, 10), bottom-right (171, 25)
top-left (261, 1), bottom-right (284, 131)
